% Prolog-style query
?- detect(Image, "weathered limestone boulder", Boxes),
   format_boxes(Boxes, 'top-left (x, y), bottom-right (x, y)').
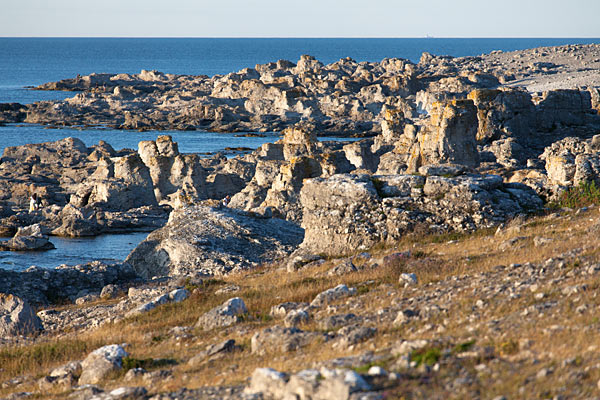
top-left (300, 174), bottom-right (382, 255)
top-left (125, 205), bottom-right (303, 278)
top-left (541, 136), bottom-right (600, 186)
top-left (485, 137), bottom-right (528, 168)
top-left (138, 136), bottom-right (208, 207)
top-left (0, 294), bottom-right (43, 336)
top-left (300, 173), bottom-right (542, 256)
top-left (406, 99), bottom-right (480, 172)
top-left (343, 139), bottom-right (378, 172)
top-left (251, 326), bottom-right (324, 356)
top-left (78, 344), bottom-right (128, 385)
top-left (52, 204), bottom-right (101, 237)
top-left (0, 223), bottom-right (55, 251)
top-left (468, 88), bottom-right (536, 143)
top-left (195, 297), bottom-right (248, 330)
top-left (245, 367), bottom-right (371, 400)
top-left (536, 89), bottom-right (594, 131)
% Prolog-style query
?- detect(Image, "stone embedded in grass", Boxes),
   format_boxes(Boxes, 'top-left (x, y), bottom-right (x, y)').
top-left (0, 293), bottom-right (43, 337)
top-left (126, 293), bottom-right (170, 317)
top-left (284, 309), bottom-right (310, 328)
top-left (245, 366), bottom-right (371, 399)
top-left (195, 297), bottom-right (248, 330)
top-left (269, 302), bottom-right (309, 318)
top-left (251, 325), bottom-right (324, 355)
top-left (334, 325), bottom-right (377, 349)
top-left (399, 273), bottom-right (418, 286)
top-left (168, 288), bottom-right (190, 303)
top-left (317, 313), bottom-right (360, 331)
top-left (78, 344), bottom-right (129, 385)
top-left (310, 284), bottom-right (357, 307)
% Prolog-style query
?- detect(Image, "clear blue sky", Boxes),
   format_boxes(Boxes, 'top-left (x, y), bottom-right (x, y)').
top-left (2, 0), bottom-right (599, 38)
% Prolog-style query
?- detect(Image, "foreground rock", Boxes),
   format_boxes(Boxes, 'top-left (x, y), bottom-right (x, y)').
top-left (196, 297), bottom-right (248, 330)
top-left (126, 205), bottom-right (303, 278)
top-left (78, 344), bottom-right (129, 385)
top-left (299, 172), bottom-right (542, 256)
top-left (245, 367), bottom-right (371, 400)
top-left (0, 294), bottom-right (43, 336)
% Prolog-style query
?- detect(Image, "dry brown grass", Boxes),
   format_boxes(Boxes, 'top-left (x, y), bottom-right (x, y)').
top-left (1, 206), bottom-right (600, 398)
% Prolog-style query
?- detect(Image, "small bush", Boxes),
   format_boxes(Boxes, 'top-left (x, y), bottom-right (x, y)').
top-left (411, 347), bottom-right (441, 366)
top-left (551, 180), bottom-right (600, 209)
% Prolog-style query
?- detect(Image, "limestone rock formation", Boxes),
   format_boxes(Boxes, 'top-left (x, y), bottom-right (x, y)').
top-left (300, 173), bottom-right (542, 256)
top-left (0, 294), bottom-right (43, 336)
top-left (125, 205), bottom-right (304, 278)
top-left (0, 223), bottom-right (55, 251)
top-left (78, 344), bottom-right (129, 385)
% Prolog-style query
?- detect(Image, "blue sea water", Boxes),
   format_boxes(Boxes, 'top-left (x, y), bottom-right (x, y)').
top-left (0, 38), bottom-right (599, 270)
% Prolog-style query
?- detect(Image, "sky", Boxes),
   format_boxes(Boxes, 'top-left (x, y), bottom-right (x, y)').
top-left (1, 0), bottom-right (599, 38)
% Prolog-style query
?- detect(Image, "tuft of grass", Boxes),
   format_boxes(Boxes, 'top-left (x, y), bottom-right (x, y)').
top-left (410, 347), bottom-right (441, 366)
top-left (452, 340), bottom-right (476, 354)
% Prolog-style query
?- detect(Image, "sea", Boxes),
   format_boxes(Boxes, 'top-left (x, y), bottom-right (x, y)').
top-left (1, 37), bottom-right (598, 271)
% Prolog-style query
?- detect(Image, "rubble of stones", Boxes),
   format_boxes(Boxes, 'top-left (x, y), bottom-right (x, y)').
top-left (4, 220), bottom-right (600, 399)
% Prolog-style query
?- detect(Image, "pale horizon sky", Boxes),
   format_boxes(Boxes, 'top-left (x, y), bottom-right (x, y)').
top-left (1, 0), bottom-right (599, 38)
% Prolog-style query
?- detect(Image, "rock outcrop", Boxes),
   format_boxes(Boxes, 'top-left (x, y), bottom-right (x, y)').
top-left (0, 294), bottom-right (43, 336)
top-left (0, 223), bottom-right (54, 251)
top-left (125, 205), bottom-right (304, 278)
top-left (300, 173), bottom-right (542, 256)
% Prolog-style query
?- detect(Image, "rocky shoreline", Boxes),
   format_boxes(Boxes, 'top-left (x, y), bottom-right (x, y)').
top-left (0, 44), bottom-right (600, 399)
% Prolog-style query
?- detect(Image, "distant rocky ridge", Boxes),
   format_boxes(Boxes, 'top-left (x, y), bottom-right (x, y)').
top-left (1, 44), bottom-right (598, 136)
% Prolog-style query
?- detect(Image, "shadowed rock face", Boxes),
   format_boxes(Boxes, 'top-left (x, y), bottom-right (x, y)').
top-left (125, 205), bottom-right (304, 279)
top-left (0, 294), bottom-right (43, 336)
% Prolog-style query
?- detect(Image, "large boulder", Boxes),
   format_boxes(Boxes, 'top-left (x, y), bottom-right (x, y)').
top-left (299, 172), bottom-right (542, 256)
top-left (541, 136), bottom-right (600, 187)
top-left (78, 344), bottom-right (128, 385)
top-left (0, 294), bottom-right (43, 336)
top-left (125, 205), bottom-right (304, 278)
top-left (406, 99), bottom-right (480, 172)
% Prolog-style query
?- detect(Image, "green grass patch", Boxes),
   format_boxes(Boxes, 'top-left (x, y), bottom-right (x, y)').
top-left (550, 180), bottom-right (600, 209)
top-left (452, 340), bottom-right (476, 354)
top-left (410, 347), bottom-right (441, 366)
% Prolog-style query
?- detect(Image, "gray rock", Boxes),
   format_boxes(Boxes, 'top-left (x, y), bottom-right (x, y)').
top-left (269, 302), bottom-right (309, 318)
top-left (100, 284), bottom-right (121, 300)
top-left (311, 284), bottom-right (357, 307)
top-left (245, 366), bottom-right (371, 400)
top-left (195, 297), bottom-right (248, 330)
top-left (399, 273), bottom-right (418, 286)
top-left (318, 313), bottom-right (359, 331)
top-left (251, 325), bottom-right (323, 355)
top-left (284, 309), bottom-right (310, 328)
top-left (0, 294), bottom-right (43, 336)
top-left (78, 344), bottom-right (129, 385)
top-left (126, 206), bottom-right (303, 278)
top-left (168, 288), bottom-right (190, 303)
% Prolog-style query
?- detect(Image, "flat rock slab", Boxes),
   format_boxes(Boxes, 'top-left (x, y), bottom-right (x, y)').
top-left (126, 205), bottom-right (304, 278)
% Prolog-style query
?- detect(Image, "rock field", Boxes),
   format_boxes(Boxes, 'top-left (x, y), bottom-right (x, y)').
top-left (0, 43), bottom-right (600, 399)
